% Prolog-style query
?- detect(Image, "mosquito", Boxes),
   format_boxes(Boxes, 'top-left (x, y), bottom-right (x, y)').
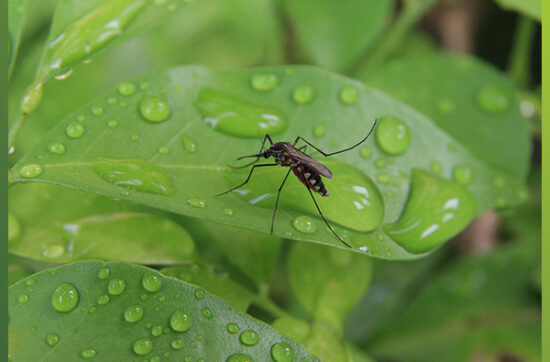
top-left (215, 119), bottom-right (378, 248)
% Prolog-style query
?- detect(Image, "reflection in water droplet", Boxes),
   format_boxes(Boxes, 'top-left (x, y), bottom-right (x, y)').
top-left (142, 272), bottom-right (162, 292)
top-left (453, 165), bottom-right (473, 185)
top-left (181, 134), bottom-right (197, 153)
top-left (375, 116), bottom-right (411, 155)
top-left (251, 73), bottom-right (279, 91)
top-left (170, 310), bottom-right (192, 332)
top-left (476, 83), bottom-right (510, 113)
top-left (201, 307), bottom-right (213, 319)
top-left (195, 88), bottom-right (287, 138)
top-left (133, 338), bottom-right (152, 356)
top-left (54, 68), bottom-right (73, 81)
top-left (384, 170), bottom-right (476, 253)
top-left (91, 105), bottom-right (104, 116)
top-left (97, 267), bottom-right (110, 280)
top-left (339, 84), bottom-right (359, 104)
top-left (45, 334), bottom-right (59, 347)
top-left (227, 323), bottom-right (240, 334)
top-left (52, 282), bottom-right (79, 312)
top-left (186, 198), bottom-right (206, 208)
top-left (118, 82), bottom-right (135, 96)
top-left (48, 142), bottom-right (66, 154)
top-left (97, 294), bottom-right (110, 305)
top-left (21, 82), bottom-right (43, 115)
top-left (313, 123), bottom-right (326, 138)
top-left (80, 348), bottom-right (97, 359)
top-left (227, 353), bottom-right (254, 362)
top-left (65, 122), bottom-right (85, 138)
top-left (292, 216), bottom-right (316, 234)
top-left (292, 84), bottom-right (314, 104)
top-left (19, 164), bottom-right (43, 178)
top-left (124, 305), bottom-right (144, 323)
top-left (194, 289), bottom-right (205, 300)
top-left (107, 278), bottom-right (126, 295)
top-left (271, 342), bottom-right (294, 362)
top-left (92, 158), bottom-right (174, 196)
top-left (139, 96), bottom-right (171, 123)
top-left (17, 294), bottom-right (29, 304)
top-left (240, 329), bottom-right (259, 346)
top-left (152, 325), bottom-right (163, 336)
top-left (108, 120), bottom-right (118, 128)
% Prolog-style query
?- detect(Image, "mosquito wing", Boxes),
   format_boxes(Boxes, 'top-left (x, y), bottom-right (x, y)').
top-left (291, 150), bottom-right (333, 179)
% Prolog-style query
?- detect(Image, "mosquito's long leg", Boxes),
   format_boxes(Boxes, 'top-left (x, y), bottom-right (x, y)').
top-left (228, 134), bottom-right (274, 169)
top-left (300, 169), bottom-right (352, 248)
top-left (271, 168), bottom-right (292, 234)
top-left (292, 119), bottom-right (377, 157)
top-left (214, 163), bottom-right (278, 197)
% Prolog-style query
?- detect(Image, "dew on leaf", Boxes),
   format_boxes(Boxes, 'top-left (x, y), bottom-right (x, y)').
top-left (124, 305), bottom-right (144, 323)
top-left (45, 334), bottom-right (59, 347)
top-left (97, 295), bottom-right (110, 305)
top-left (227, 323), bottom-right (240, 334)
top-left (158, 146), bottom-right (170, 154)
top-left (19, 163), bottom-right (43, 178)
top-left (118, 82), bottom-right (136, 96)
top-left (48, 142), bottom-right (66, 154)
top-left (142, 272), bottom-right (162, 292)
top-left (139, 95), bottom-right (171, 123)
top-left (453, 165), bottom-right (473, 185)
top-left (227, 353), bottom-right (254, 362)
top-left (251, 73), bottom-right (279, 91)
top-left (292, 84), bottom-right (314, 104)
top-left (107, 278), bottom-right (126, 296)
top-left (108, 120), bottom-right (118, 128)
top-left (91, 105), bottom-right (104, 116)
top-left (54, 68), bottom-right (73, 81)
top-left (97, 267), bottom-right (110, 280)
top-left (194, 289), bottom-right (205, 300)
top-left (52, 282), bottom-right (79, 312)
top-left (222, 208), bottom-right (234, 216)
top-left (152, 326), bottom-right (163, 337)
top-left (80, 348), bottom-right (97, 359)
top-left (65, 122), bottom-right (85, 138)
top-left (476, 83), bottom-right (510, 113)
top-left (42, 244), bottom-right (64, 259)
top-left (181, 134), bottom-right (197, 153)
top-left (375, 158), bottom-right (387, 170)
top-left (271, 342), bottom-right (294, 362)
top-left (171, 338), bottom-right (184, 350)
top-left (376, 173), bottom-right (391, 184)
top-left (375, 116), bottom-right (411, 155)
top-left (292, 216), bottom-right (316, 234)
top-left (201, 307), bottom-right (213, 319)
top-left (186, 198), bottom-right (206, 208)
top-left (17, 294), bottom-right (28, 304)
top-left (170, 310), bottom-right (192, 332)
top-left (133, 338), bottom-right (152, 356)
top-left (339, 84), bottom-right (359, 104)
top-left (240, 329), bottom-right (259, 346)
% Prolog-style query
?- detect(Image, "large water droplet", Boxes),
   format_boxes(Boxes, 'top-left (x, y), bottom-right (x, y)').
top-left (384, 170), bottom-right (477, 253)
top-left (195, 88), bottom-right (287, 138)
top-left (476, 83), bottom-right (510, 113)
top-left (133, 338), bottom-right (152, 356)
top-left (45, 334), bottom-right (59, 347)
top-left (21, 82), bottom-right (43, 115)
top-left (339, 84), bottom-right (359, 104)
top-left (240, 329), bottom-right (259, 346)
top-left (271, 342), bottom-right (294, 362)
top-left (181, 134), bottom-right (197, 153)
top-left (19, 164), bottom-right (43, 178)
top-left (80, 348), bottom-right (97, 359)
top-left (186, 198), bottom-right (206, 208)
top-left (124, 305), bottom-right (144, 323)
top-left (118, 82), bottom-right (136, 96)
top-left (453, 165), bottom-right (473, 185)
top-left (251, 73), bottom-right (279, 91)
top-left (292, 216), bottom-right (316, 234)
top-left (375, 116), bottom-right (411, 155)
top-left (227, 353), bottom-right (254, 362)
top-left (65, 122), bottom-right (85, 138)
top-left (92, 158), bottom-right (174, 196)
top-left (292, 84), bottom-right (314, 104)
top-left (139, 96), bottom-right (171, 123)
top-left (107, 278), bottom-right (126, 295)
top-left (142, 272), bottom-right (162, 292)
top-left (42, 244), bottom-right (65, 258)
top-left (170, 310), bottom-right (192, 332)
top-left (52, 282), bottom-right (79, 312)
top-left (48, 142), bottom-right (66, 154)
top-left (17, 294), bottom-right (28, 304)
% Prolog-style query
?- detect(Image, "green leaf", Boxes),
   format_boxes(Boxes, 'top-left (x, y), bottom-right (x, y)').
top-left (287, 242), bottom-right (372, 331)
top-left (367, 245), bottom-right (541, 362)
top-left (8, 255), bottom-right (34, 286)
top-left (362, 53), bottom-right (531, 180)
top-left (8, 0), bottom-right (27, 81)
top-left (9, 183), bottom-right (195, 264)
top-left (494, 0), bottom-right (541, 21)
top-left (9, 261), bottom-right (318, 361)
top-left (11, 65), bottom-right (527, 258)
top-left (282, 0), bottom-right (394, 71)
top-left (161, 262), bottom-right (255, 312)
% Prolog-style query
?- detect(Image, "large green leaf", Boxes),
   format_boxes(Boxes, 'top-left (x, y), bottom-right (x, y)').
top-left (494, 0), bottom-right (541, 21)
top-left (8, 0), bottom-right (27, 81)
top-left (281, 0), bottom-right (394, 71)
top-left (287, 242), bottom-right (372, 332)
top-left (9, 183), bottom-right (195, 264)
top-left (367, 245), bottom-right (541, 362)
top-left (362, 53), bottom-right (531, 180)
top-left (8, 261), bottom-right (317, 361)
top-left (11, 66), bottom-right (527, 259)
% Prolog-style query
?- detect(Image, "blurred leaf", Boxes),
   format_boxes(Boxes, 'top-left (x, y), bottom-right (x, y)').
top-left (8, 0), bottom-right (27, 81)
top-left (9, 183), bottom-right (195, 264)
top-left (8, 255), bottom-right (34, 286)
top-left (162, 262), bottom-right (254, 312)
top-left (287, 242), bottom-right (372, 331)
top-left (282, 0), bottom-right (394, 71)
top-left (11, 66), bottom-right (527, 258)
top-left (147, 0), bottom-right (282, 68)
top-left (367, 245), bottom-right (541, 362)
top-left (494, 0), bottom-right (541, 21)
top-left (363, 53), bottom-right (531, 180)
top-left (9, 261), bottom-right (317, 361)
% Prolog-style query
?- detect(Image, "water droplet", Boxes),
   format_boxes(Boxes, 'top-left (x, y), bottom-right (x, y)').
top-left (376, 173), bottom-right (391, 184)
top-left (431, 161), bottom-right (443, 174)
top-left (139, 96), bottom-right (171, 123)
top-left (142, 272), bottom-right (162, 292)
top-left (25, 279), bottom-right (36, 286)
top-left (227, 323), bottom-right (240, 334)
top-left (65, 122), bottom-right (85, 138)
top-left (158, 146), bottom-right (170, 154)
top-left (170, 310), bottom-right (192, 332)
top-left (150, 357), bottom-right (161, 362)
top-left (194, 289), bottom-right (205, 300)
top-left (186, 198), bottom-right (206, 208)
top-left (222, 208), bottom-right (234, 216)
top-left (195, 88), bottom-right (287, 138)
top-left (97, 267), bottom-right (110, 279)
top-left (292, 216), bottom-right (316, 234)
top-left (108, 120), bottom-right (118, 128)
top-left (251, 73), bottom-right (279, 91)
top-left (107, 278), bottom-right (126, 295)
top-left (240, 329), bottom-right (259, 346)
top-left (385, 170), bottom-right (477, 253)
top-left (88, 306), bottom-right (96, 314)
top-left (494, 176), bottom-right (506, 188)
top-left (42, 244), bottom-right (64, 258)
top-left (359, 246), bottom-right (368, 252)
top-left (131, 134), bottom-right (139, 141)
top-left (45, 334), bottom-right (59, 347)
top-left (97, 294), bottom-right (110, 305)
top-left (292, 84), bottom-right (314, 104)
top-left (124, 305), bottom-right (144, 323)
top-left (476, 83), bottom-right (510, 113)
top-left (19, 163), bottom-right (43, 178)
top-left (92, 158), bottom-right (174, 196)
top-left (201, 307), bottom-right (213, 319)
top-left (77, 115), bottom-right (86, 122)
top-left (48, 142), bottom-right (66, 154)
top-left (436, 98), bottom-right (455, 115)
top-left (140, 81), bottom-right (150, 90)
top-left (52, 282), bottom-right (79, 312)
top-left (375, 158), bottom-right (387, 170)
top-left (140, 293), bottom-right (148, 300)
top-left (227, 353), bottom-right (254, 362)
top-left (152, 326), bottom-right (163, 337)
top-left (339, 84), bottom-right (359, 104)
top-left (181, 134), bottom-right (197, 153)
top-left (313, 123), bottom-right (326, 138)
top-left (133, 338), bottom-right (152, 356)
top-left (54, 68), bottom-right (73, 81)
top-left (21, 82), bottom-right (43, 115)
top-left (118, 82), bottom-right (135, 96)
top-left (375, 116), bottom-right (411, 155)
top-left (80, 348), bottom-right (96, 359)
top-left (107, 97), bottom-right (117, 104)
top-left (91, 105), bottom-right (103, 116)
top-left (453, 165), bottom-right (473, 185)
top-left (360, 146), bottom-right (373, 159)
top-left (271, 342), bottom-right (294, 362)
top-left (171, 338), bottom-right (184, 350)
top-left (17, 294), bottom-right (28, 304)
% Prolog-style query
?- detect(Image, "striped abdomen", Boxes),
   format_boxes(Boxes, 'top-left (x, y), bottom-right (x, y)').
top-left (292, 164), bottom-right (329, 197)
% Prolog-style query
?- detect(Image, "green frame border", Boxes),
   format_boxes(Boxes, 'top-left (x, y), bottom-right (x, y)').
top-left (3, 0), bottom-right (9, 358)
top-left (542, 0), bottom-right (548, 360)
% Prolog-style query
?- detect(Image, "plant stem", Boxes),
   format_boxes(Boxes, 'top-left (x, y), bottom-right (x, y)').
top-left (508, 16), bottom-right (536, 88)
top-left (352, 0), bottom-right (438, 78)
top-left (8, 113), bottom-right (26, 154)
